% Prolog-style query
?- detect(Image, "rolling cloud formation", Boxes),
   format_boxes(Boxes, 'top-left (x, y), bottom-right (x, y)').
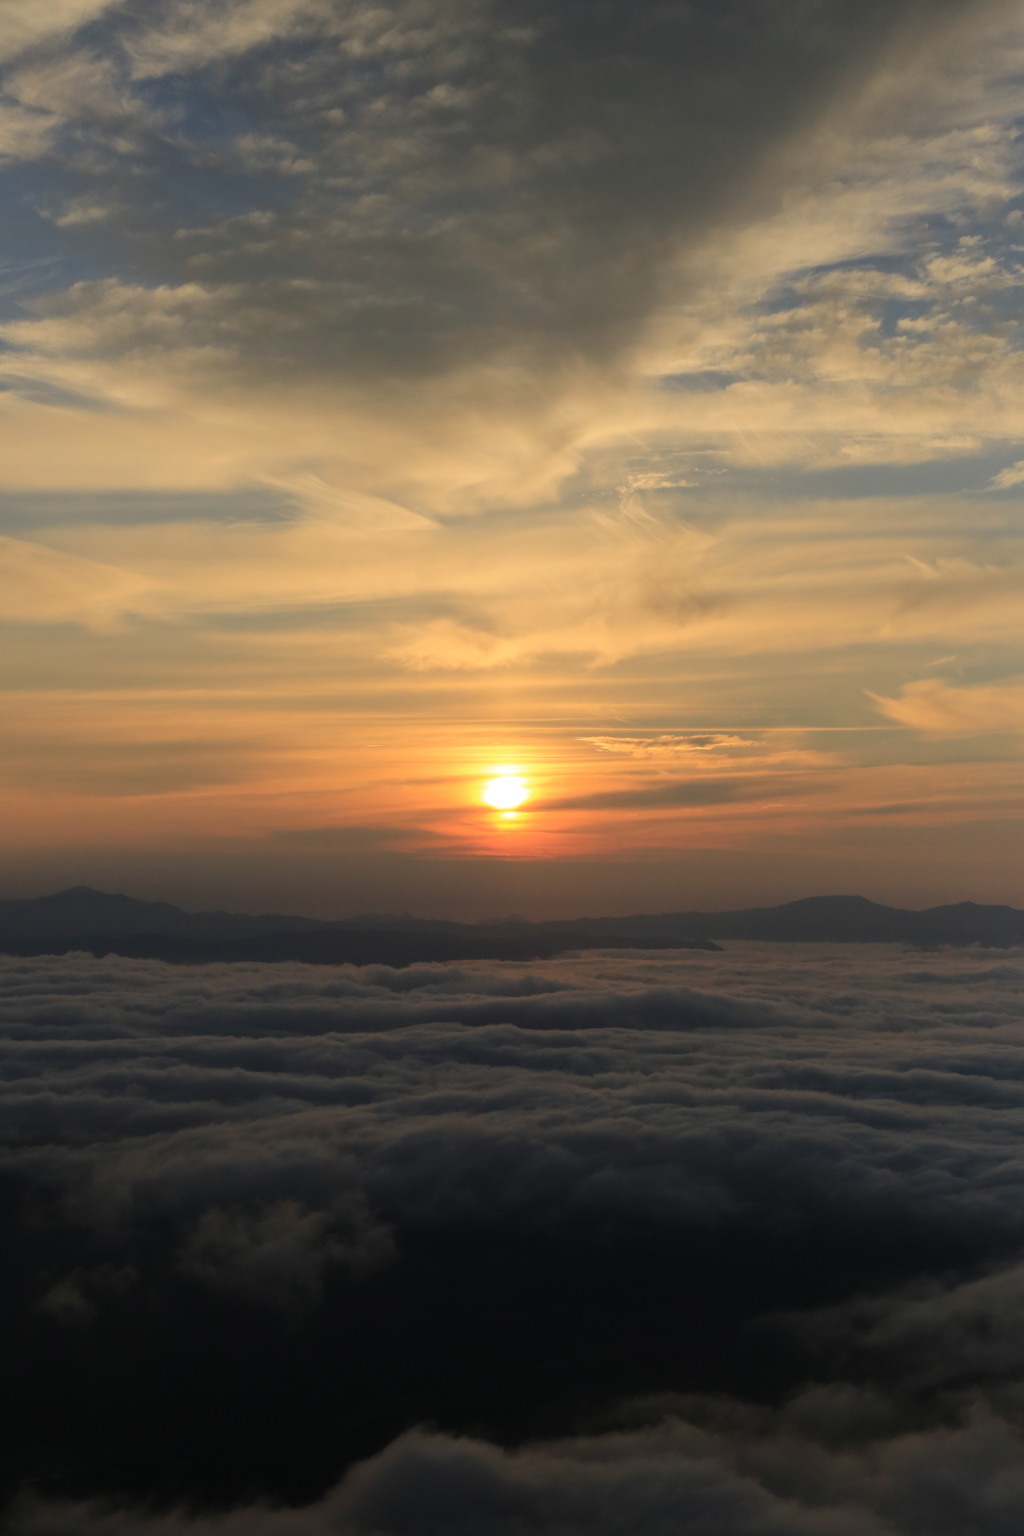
top-left (2, 941), bottom-right (1024, 1530)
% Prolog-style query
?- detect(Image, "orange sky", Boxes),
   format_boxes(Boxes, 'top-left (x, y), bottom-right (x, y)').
top-left (0, 0), bottom-right (1023, 916)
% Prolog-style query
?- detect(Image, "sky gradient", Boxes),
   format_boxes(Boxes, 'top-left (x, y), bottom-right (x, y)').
top-left (2, 0), bottom-right (1024, 916)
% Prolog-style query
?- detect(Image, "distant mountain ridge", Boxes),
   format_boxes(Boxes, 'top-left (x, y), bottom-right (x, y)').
top-left (0, 887), bottom-right (1021, 965)
top-left (536, 894), bottom-right (1024, 949)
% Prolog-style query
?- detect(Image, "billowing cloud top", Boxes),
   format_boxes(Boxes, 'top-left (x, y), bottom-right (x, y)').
top-left (3, 942), bottom-right (1024, 1530)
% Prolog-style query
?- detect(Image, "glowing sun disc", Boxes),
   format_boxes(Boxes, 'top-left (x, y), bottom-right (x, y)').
top-left (482, 775), bottom-right (529, 810)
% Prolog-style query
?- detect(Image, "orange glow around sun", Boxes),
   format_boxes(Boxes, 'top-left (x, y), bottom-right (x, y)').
top-left (482, 773), bottom-right (530, 811)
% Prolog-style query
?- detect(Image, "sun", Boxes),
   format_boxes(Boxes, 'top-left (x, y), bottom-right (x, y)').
top-left (482, 773), bottom-right (530, 811)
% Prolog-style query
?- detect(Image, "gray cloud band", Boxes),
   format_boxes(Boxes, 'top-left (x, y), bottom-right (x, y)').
top-left (2, 0), bottom-right (993, 384)
top-left (542, 773), bottom-right (827, 811)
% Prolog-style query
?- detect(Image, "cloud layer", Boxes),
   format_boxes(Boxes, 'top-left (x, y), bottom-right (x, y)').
top-left (2, 943), bottom-right (1024, 1529)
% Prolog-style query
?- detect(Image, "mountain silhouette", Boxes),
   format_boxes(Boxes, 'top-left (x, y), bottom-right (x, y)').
top-left (0, 888), bottom-right (1020, 965)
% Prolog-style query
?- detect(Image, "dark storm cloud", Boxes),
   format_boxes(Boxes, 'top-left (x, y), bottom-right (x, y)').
top-left (6, 0), bottom-right (994, 382)
top-left (3, 943), bottom-right (1024, 1528)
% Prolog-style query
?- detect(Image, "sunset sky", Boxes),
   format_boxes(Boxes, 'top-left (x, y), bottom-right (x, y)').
top-left (3, 0), bottom-right (1024, 916)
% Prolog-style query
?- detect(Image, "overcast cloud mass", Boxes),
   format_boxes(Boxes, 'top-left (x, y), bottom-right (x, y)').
top-left (0, 942), bottom-right (1023, 1530)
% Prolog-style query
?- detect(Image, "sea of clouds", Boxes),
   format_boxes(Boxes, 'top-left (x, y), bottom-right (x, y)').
top-left (4, 941), bottom-right (1024, 1533)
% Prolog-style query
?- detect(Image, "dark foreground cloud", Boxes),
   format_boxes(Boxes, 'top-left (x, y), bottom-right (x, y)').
top-left (14, 1414), bottom-right (1024, 1536)
top-left (1, 944), bottom-right (1024, 1529)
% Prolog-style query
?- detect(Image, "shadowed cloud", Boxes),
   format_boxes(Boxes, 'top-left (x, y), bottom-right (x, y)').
top-left (0, 943), bottom-right (1023, 1529)
top-left (544, 773), bottom-right (826, 811)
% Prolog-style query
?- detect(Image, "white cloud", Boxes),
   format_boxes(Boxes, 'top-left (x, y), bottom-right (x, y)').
top-left (0, 0), bottom-right (114, 65)
top-left (125, 0), bottom-right (321, 79)
top-left (0, 533), bottom-right (150, 627)
top-left (871, 677), bottom-right (1024, 736)
top-left (987, 459), bottom-right (1024, 489)
top-left (44, 195), bottom-right (118, 227)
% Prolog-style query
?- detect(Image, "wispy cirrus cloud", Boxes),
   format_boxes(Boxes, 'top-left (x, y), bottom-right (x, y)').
top-left (543, 773), bottom-right (827, 813)
top-left (872, 676), bottom-right (1024, 736)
